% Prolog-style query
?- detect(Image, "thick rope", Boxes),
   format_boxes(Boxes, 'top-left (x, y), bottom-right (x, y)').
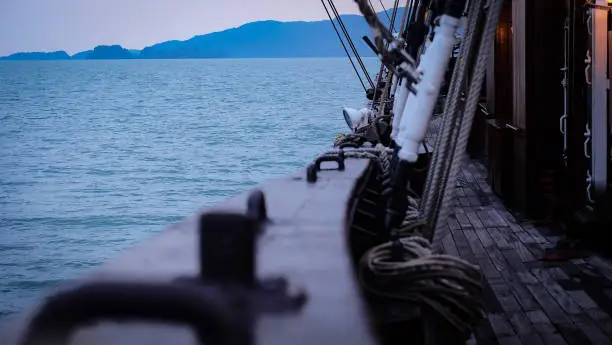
top-left (420, 0), bottom-right (483, 230)
top-left (359, 236), bottom-right (485, 333)
top-left (432, 0), bottom-right (504, 248)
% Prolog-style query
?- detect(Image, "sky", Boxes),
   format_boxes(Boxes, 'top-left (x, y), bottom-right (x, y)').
top-left (0, 0), bottom-right (400, 56)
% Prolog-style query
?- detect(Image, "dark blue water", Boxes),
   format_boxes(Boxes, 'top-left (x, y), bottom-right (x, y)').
top-left (0, 58), bottom-right (379, 319)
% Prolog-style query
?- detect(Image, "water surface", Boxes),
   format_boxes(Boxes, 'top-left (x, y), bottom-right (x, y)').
top-left (0, 58), bottom-right (379, 319)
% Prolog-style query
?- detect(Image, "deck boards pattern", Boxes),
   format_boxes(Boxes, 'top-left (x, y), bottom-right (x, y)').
top-left (440, 162), bottom-right (612, 345)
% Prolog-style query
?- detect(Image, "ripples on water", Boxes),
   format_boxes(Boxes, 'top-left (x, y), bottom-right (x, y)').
top-left (0, 58), bottom-right (379, 319)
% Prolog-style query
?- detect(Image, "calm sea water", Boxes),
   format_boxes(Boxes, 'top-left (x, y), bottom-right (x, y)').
top-left (0, 58), bottom-right (379, 320)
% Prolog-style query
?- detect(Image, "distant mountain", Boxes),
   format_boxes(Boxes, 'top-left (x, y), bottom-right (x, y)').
top-left (0, 8), bottom-right (405, 61)
top-left (70, 48), bottom-right (139, 60)
top-left (140, 16), bottom-right (371, 59)
top-left (71, 50), bottom-right (93, 60)
top-left (0, 51), bottom-right (70, 60)
top-left (139, 9), bottom-right (404, 59)
top-left (88, 45), bottom-right (135, 59)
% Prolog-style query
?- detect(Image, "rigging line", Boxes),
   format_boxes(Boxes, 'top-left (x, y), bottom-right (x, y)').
top-left (398, 0), bottom-right (412, 36)
top-left (327, 0), bottom-right (375, 88)
top-left (373, 0), bottom-right (404, 91)
top-left (380, 0), bottom-right (409, 98)
top-left (328, 0), bottom-right (374, 88)
top-left (389, 0), bottom-right (401, 32)
top-left (368, 0), bottom-right (401, 112)
top-left (369, 0), bottom-right (397, 34)
top-left (321, 0), bottom-right (368, 92)
top-left (375, 6), bottom-right (403, 117)
top-left (372, 0), bottom-right (402, 114)
top-left (378, 0), bottom-right (391, 20)
top-left (369, 0), bottom-right (392, 23)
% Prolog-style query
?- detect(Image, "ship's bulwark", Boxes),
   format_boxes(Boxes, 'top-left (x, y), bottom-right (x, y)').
top-left (0, 160), bottom-right (379, 345)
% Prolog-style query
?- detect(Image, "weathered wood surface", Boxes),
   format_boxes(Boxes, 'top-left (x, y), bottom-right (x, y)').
top-left (443, 162), bottom-right (612, 345)
top-left (0, 159), bottom-right (378, 345)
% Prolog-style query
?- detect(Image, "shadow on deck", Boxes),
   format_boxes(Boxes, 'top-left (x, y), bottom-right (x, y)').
top-left (440, 161), bottom-right (612, 345)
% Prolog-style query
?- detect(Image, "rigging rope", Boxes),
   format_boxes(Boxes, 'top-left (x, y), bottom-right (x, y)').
top-left (327, 0), bottom-right (375, 88)
top-left (354, 0), bottom-right (420, 94)
top-left (368, 0), bottom-right (404, 114)
top-left (431, 0), bottom-right (504, 248)
top-left (389, 0), bottom-right (401, 32)
top-left (378, 0), bottom-right (408, 117)
top-left (370, 0), bottom-right (411, 115)
top-left (420, 0), bottom-right (483, 230)
top-left (321, 0), bottom-right (368, 92)
top-left (346, 0), bottom-right (504, 335)
top-left (369, 0), bottom-right (392, 23)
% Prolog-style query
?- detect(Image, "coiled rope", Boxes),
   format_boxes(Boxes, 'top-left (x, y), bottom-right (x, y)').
top-left (358, 236), bottom-right (485, 333)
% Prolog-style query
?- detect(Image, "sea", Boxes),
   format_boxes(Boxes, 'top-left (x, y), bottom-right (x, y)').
top-left (0, 58), bottom-right (380, 320)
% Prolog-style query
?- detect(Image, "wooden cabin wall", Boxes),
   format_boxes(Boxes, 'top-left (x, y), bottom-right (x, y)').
top-left (506, 0), bottom-right (527, 213)
top-left (505, 0), bottom-right (565, 218)
top-left (494, 7), bottom-right (514, 125)
top-left (483, 1), bottom-right (514, 206)
top-left (480, 0), bottom-right (599, 224)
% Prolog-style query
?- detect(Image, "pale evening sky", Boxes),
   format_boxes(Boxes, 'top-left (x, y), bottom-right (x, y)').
top-left (0, 0), bottom-right (400, 56)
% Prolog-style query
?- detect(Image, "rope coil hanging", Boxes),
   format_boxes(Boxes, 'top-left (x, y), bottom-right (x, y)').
top-left (358, 236), bottom-right (485, 333)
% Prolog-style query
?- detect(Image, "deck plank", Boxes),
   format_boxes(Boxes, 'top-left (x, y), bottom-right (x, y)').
top-left (439, 161), bottom-right (612, 345)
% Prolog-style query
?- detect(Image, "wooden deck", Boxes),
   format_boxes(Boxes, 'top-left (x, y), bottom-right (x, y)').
top-left (440, 161), bottom-right (612, 345)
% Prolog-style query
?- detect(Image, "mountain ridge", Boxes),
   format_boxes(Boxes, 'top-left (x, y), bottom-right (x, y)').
top-left (0, 9), bottom-right (404, 61)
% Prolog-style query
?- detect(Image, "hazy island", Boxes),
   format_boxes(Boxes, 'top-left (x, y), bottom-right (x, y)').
top-left (0, 51), bottom-right (71, 61)
top-left (0, 9), bottom-right (404, 61)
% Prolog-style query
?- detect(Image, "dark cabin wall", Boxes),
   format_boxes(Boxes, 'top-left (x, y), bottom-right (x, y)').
top-left (524, 0), bottom-right (566, 218)
top-left (478, 0), bottom-right (594, 224)
top-left (481, 0), bottom-right (565, 219)
top-left (483, 1), bottom-right (514, 206)
top-left (510, 0), bottom-right (529, 216)
top-left (564, 0), bottom-right (589, 215)
top-left (493, 5), bottom-right (513, 126)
